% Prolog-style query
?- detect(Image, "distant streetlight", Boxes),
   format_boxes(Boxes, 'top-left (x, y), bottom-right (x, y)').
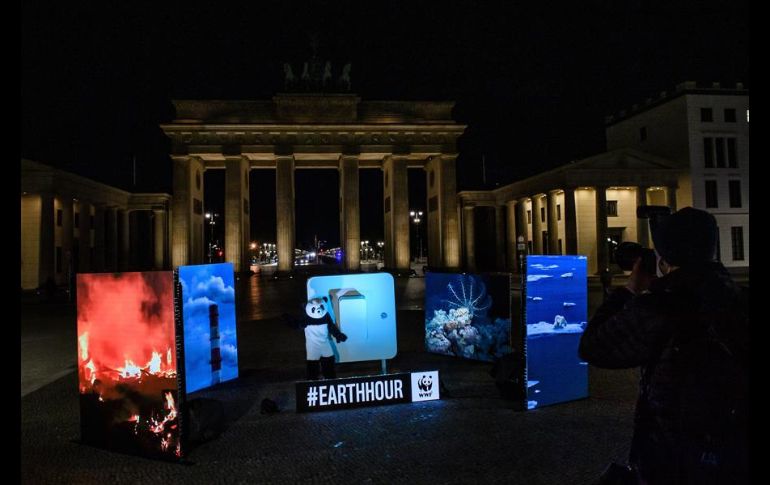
top-left (410, 209), bottom-right (424, 261)
top-left (205, 212), bottom-right (217, 263)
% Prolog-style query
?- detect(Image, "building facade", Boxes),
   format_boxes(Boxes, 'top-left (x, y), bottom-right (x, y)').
top-left (20, 160), bottom-right (171, 290)
top-left (605, 81), bottom-right (749, 267)
top-left (160, 94), bottom-right (466, 273)
top-left (458, 149), bottom-right (681, 274)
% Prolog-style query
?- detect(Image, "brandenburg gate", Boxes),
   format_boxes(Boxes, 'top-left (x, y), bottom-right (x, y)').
top-left (160, 94), bottom-right (466, 273)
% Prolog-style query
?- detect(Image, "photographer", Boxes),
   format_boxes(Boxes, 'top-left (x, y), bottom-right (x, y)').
top-left (579, 207), bottom-right (749, 484)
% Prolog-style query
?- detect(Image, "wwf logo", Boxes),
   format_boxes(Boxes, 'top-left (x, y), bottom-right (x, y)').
top-left (417, 374), bottom-right (433, 392)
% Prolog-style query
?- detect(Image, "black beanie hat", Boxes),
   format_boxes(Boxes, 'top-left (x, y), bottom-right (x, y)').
top-left (651, 207), bottom-right (718, 267)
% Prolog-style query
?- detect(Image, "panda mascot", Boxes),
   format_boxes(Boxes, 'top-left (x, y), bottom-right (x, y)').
top-left (302, 296), bottom-right (348, 380)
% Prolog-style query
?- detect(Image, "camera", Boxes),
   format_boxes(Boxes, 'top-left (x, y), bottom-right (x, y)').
top-left (614, 242), bottom-right (657, 275)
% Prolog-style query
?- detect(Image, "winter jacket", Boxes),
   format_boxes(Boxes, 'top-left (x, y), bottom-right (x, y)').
top-left (579, 262), bottom-right (749, 484)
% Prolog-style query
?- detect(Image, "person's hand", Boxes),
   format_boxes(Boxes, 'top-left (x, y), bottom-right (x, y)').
top-left (337, 333), bottom-right (348, 343)
top-left (626, 257), bottom-right (657, 295)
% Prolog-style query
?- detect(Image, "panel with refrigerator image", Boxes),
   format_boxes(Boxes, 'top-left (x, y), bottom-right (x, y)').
top-left (179, 263), bottom-right (239, 393)
top-left (76, 271), bottom-right (182, 460)
top-left (306, 272), bottom-right (397, 363)
top-left (525, 255), bottom-right (588, 409)
top-left (425, 272), bottom-right (512, 362)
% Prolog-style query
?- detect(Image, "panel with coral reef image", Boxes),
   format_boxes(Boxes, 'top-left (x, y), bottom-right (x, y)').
top-left (425, 272), bottom-right (512, 362)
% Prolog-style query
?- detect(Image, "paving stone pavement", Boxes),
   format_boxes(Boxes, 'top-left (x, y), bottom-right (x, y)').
top-left (22, 273), bottom-right (640, 484)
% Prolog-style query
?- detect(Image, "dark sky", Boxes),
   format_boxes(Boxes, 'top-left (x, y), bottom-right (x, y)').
top-left (21, 0), bottom-right (749, 248)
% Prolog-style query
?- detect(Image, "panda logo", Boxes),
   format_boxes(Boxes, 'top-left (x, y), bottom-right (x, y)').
top-left (417, 374), bottom-right (433, 392)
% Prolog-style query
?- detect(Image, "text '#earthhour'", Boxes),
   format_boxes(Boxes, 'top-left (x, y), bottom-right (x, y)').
top-left (307, 379), bottom-right (404, 407)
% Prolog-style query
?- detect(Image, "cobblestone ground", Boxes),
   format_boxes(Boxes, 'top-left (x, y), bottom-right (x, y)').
top-left (22, 272), bottom-right (639, 484)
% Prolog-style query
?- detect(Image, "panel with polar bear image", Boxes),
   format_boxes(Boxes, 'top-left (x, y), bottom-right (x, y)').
top-left (178, 263), bottom-right (239, 393)
top-left (424, 272), bottom-right (513, 362)
top-left (306, 273), bottom-right (397, 363)
top-left (525, 255), bottom-right (588, 409)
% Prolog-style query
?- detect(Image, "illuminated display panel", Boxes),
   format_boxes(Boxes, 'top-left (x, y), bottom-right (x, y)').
top-left (524, 255), bottom-right (589, 409)
top-left (306, 272), bottom-right (397, 363)
top-left (179, 263), bottom-right (239, 393)
top-left (425, 272), bottom-right (512, 362)
top-left (76, 271), bottom-right (182, 460)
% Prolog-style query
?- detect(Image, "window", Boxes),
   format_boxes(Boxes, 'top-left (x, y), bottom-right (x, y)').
top-left (715, 138), bottom-right (725, 168)
top-left (527, 210), bottom-right (532, 224)
top-left (607, 200), bottom-right (618, 217)
top-left (729, 180), bottom-right (742, 208)
top-left (74, 213), bottom-right (80, 229)
top-left (724, 108), bottom-right (736, 122)
top-left (700, 108), bottom-right (713, 122)
top-left (727, 138), bottom-right (737, 168)
top-left (56, 247), bottom-right (62, 273)
top-left (703, 138), bottom-right (714, 168)
top-left (557, 204), bottom-right (561, 221)
top-left (56, 209), bottom-right (62, 227)
top-left (705, 180), bottom-right (718, 208)
top-left (540, 207), bottom-right (546, 223)
top-left (731, 227), bottom-right (744, 261)
top-left (639, 126), bottom-right (647, 141)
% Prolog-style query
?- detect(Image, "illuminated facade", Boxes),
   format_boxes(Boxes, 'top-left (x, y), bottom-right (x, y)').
top-left (20, 159), bottom-right (171, 290)
top-left (457, 149), bottom-right (681, 274)
top-left (605, 81), bottom-right (749, 267)
top-left (160, 94), bottom-right (466, 273)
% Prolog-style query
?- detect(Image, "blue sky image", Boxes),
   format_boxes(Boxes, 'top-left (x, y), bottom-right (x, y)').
top-left (307, 273), bottom-right (397, 363)
top-left (179, 263), bottom-right (238, 393)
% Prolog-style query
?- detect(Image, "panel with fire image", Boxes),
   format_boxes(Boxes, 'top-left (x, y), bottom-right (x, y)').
top-left (178, 263), bottom-right (239, 393)
top-left (77, 271), bottom-right (182, 460)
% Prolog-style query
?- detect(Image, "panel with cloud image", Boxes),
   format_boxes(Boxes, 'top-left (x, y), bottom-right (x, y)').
top-left (179, 263), bottom-right (239, 393)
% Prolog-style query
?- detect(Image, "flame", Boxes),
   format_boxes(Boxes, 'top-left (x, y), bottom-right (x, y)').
top-left (78, 332), bottom-right (89, 361)
top-left (147, 351), bottom-right (162, 374)
top-left (166, 348), bottom-right (172, 366)
top-left (128, 414), bottom-right (140, 423)
top-left (84, 359), bottom-right (97, 384)
top-left (118, 360), bottom-right (142, 378)
top-left (150, 391), bottom-right (178, 434)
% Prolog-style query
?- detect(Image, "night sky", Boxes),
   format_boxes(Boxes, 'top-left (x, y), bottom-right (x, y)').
top-left (21, 1), bottom-right (749, 248)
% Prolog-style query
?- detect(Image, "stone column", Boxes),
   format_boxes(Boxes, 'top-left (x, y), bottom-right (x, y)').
top-left (636, 186), bottom-right (650, 247)
top-left (563, 188), bottom-right (578, 254)
top-left (595, 186), bottom-right (609, 273)
top-left (666, 185), bottom-right (677, 212)
top-left (78, 201), bottom-right (92, 272)
top-left (172, 156), bottom-right (206, 267)
top-left (531, 195), bottom-right (544, 254)
top-left (225, 156), bottom-right (251, 272)
top-left (425, 154), bottom-right (460, 269)
top-left (38, 193), bottom-right (55, 286)
top-left (495, 205), bottom-right (506, 269)
top-left (339, 155), bottom-right (360, 271)
top-left (119, 209), bottom-right (130, 271)
top-left (462, 205), bottom-right (476, 271)
top-left (275, 155), bottom-right (296, 273)
top-left (105, 207), bottom-right (118, 271)
top-left (505, 200), bottom-right (517, 270)
top-left (92, 204), bottom-right (105, 271)
top-left (547, 191), bottom-right (559, 254)
top-left (383, 155), bottom-right (410, 271)
top-left (153, 208), bottom-right (166, 270)
top-left (60, 197), bottom-right (73, 285)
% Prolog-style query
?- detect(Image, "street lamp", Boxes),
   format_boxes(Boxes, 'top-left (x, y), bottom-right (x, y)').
top-left (205, 212), bottom-right (217, 263)
top-left (410, 210), bottom-right (424, 261)
top-left (377, 241), bottom-right (384, 261)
